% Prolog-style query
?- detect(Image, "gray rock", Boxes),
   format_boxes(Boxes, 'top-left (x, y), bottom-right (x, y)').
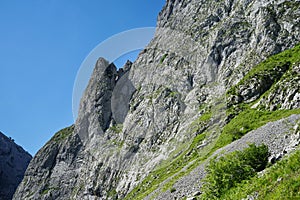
top-left (254, 64), bottom-right (300, 110)
top-left (152, 114), bottom-right (300, 199)
top-left (13, 125), bottom-right (83, 200)
top-left (13, 0), bottom-right (300, 199)
top-left (111, 71), bottom-right (136, 124)
top-left (0, 132), bottom-right (31, 200)
top-left (75, 58), bottom-right (118, 142)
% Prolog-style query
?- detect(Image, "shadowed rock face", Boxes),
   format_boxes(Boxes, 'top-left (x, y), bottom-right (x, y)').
top-left (112, 61), bottom-right (136, 124)
top-left (75, 58), bottom-right (135, 143)
top-left (0, 132), bottom-right (31, 200)
top-left (75, 58), bottom-right (118, 142)
top-left (13, 0), bottom-right (300, 199)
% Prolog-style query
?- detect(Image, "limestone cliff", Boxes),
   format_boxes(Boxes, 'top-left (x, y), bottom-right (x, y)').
top-left (14, 0), bottom-right (300, 199)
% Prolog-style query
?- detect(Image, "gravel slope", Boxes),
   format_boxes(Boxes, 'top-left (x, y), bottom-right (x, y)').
top-left (150, 114), bottom-right (300, 200)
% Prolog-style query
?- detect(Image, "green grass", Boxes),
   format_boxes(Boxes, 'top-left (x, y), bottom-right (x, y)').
top-left (227, 43), bottom-right (300, 98)
top-left (202, 144), bottom-right (269, 199)
top-left (255, 61), bottom-right (300, 111)
top-left (107, 188), bottom-right (118, 199)
top-left (109, 124), bottom-right (123, 133)
top-left (221, 148), bottom-right (300, 199)
top-left (41, 188), bottom-right (51, 195)
top-left (125, 108), bottom-right (300, 199)
top-left (199, 112), bottom-right (212, 121)
top-left (125, 109), bottom-right (220, 199)
top-left (41, 186), bottom-right (58, 196)
top-left (124, 44), bottom-right (300, 199)
top-left (189, 111), bottom-right (212, 133)
top-left (124, 131), bottom-right (207, 200)
top-left (214, 109), bottom-right (300, 150)
top-left (51, 125), bottom-right (74, 142)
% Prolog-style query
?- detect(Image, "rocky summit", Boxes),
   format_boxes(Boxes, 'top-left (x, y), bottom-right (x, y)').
top-left (0, 132), bottom-right (32, 200)
top-left (14, 0), bottom-right (300, 199)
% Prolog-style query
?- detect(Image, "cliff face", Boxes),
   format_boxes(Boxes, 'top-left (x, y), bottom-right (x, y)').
top-left (0, 132), bottom-right (32, 200)
top-left (14, 0), bottom-right (300, 199)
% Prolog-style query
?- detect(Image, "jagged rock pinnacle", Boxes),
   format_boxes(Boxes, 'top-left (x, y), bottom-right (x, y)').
top-left (13, 0), bottom-right (300, 199)
top-left (75, 58), bottom-right (118, 142)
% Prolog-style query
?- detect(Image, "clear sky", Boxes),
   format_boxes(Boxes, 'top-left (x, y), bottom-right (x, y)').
top-left (0, 1), bottom-right (165, 155)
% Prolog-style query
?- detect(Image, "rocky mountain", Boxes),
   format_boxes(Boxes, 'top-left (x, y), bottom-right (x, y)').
top-left (14, 0), bottom-right (300, 199)
top-left (0, 131), bottom-right (32, 200)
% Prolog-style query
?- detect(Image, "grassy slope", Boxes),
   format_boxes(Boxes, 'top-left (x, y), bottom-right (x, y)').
top-left (222, 148), bottom-right (300, 199)
top-left (51, 125), bottom-right (74, 142)
top-left (206, 43), bottom-right (300, 199)
top-left (227, 43), bottom-right (300, 97)
top-left (125, 44), bottom-right (300, 199)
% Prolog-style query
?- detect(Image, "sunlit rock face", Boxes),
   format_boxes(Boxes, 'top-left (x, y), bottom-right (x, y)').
top-left (13, 0), bottom-right (300, 199)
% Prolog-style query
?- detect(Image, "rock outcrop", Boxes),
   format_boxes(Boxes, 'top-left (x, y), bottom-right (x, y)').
top-left (256, 63), bottom-right (300, 110)
top-left (14, 0), bottom-right (300, 199)
top-left (0, 132), bottom-right (32, 200)
top-left (149, 114), bottom-right (300, 199)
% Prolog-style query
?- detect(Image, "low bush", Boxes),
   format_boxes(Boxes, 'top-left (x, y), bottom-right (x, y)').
top-left (202, 144), bottom-right (269, 199)
top-left (222, 148), bottom-right (300, 199)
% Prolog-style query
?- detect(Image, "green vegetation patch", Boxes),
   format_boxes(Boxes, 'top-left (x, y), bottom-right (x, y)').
top-left (160, 53), bottom-right (168, 64)
top-left (51, 125), bottom-right (74, 142)
top-left (107, 188), bottom-right (118, 199)
top-left (227, 43), bottom-right (300, 99)
top-left (222, 148), bottom-right (300, 199)
top-left (124, 133), bottom-right (207, 200)
top-left (202, 144), bottom-right (269, 199)
top-left (189, 111), bottom-right (212, 134)
top-left (125, 44), bottom-right (300, 199)
top-left (125, 107), bottom-right (299, 199)
top-left (215, 108), bottom-right (300, 149)
top-left (41, 185), bottom-right (59, 196)
top-left (109, 124), bottom-right (123, 133)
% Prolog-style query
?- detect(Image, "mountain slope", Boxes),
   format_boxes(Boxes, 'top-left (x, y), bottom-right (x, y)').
top-left (129, 43), bottom-right (300, 199)
top-left (0, 132), bottom-right (32, 200)
top-left (14, 0), bottom-right (300, 199)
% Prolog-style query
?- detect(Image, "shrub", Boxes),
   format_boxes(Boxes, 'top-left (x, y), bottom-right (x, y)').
top-left (202, 144), bottom-right (269, 199)
top-left (222, 149), bottom-right (300, 199)
top-left (240, 143), bottom-right (269, 172)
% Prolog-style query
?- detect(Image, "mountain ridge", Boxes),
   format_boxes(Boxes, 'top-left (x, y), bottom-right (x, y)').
top-left (13, 0), bottom-right (300, 199)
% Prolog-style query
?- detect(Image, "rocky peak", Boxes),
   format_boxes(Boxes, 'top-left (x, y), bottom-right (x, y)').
top-left (13, 0), bottom-right (300, 199)
top-left (116, 60), bottom-right (132, 79)
top-left (75, 58), bottom-right (135, 144)
top-left (75, 58), bottom-right (118, 142)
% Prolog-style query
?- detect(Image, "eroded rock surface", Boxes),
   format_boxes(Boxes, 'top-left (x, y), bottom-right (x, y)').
top-left (13, 0), bottom-right (300, 199)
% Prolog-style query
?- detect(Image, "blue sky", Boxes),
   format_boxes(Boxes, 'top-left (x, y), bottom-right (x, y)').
top-left (0, 1), bottom-right (165, 155)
